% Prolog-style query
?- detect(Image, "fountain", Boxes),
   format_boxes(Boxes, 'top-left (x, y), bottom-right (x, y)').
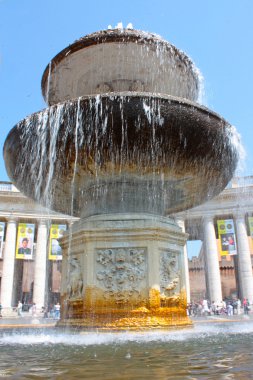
top-left (3, 28), bottom-right (239, 329)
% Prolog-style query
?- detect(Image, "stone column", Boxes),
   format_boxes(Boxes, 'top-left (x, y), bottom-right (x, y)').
top-left (203, 216), bottom-right (222, 303)
top-left (1, 218), bottom-right (17, 307)
top-left (176, 218), bottom-right (190, 303)
top-left (234, 213), bottom-right (253, 303)
top-left (33, 220), bottom-right (48, 309)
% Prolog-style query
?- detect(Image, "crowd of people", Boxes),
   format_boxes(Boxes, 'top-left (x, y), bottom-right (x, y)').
top-left (187, 298), bottom-right (251, 317)
top-left (13, 301), bottom-right (61, 320)
top-left (42, 303), bottom-right (61, 319)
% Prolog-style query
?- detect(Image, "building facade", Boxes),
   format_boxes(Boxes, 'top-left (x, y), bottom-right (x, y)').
top-left (0, 178), bottom-right (253, 311)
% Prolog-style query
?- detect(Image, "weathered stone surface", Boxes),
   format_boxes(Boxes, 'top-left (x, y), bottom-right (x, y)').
top-left (59, 214), bottom-right (190, 329)
top-left (4, 93), bottom-right (238, 217)
top-left (41, 29), bottom-right (199, 104)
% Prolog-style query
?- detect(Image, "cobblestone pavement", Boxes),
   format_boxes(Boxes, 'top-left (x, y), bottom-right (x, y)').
top-left (190, 311), bottom-right (253, 323)
top-left (0, 311), bottom-right (252, 329)
top-left (0, 312), bottom-right (57, 328)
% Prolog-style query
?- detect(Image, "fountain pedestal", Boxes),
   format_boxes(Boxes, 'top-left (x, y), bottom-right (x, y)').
top-left (59, 214), bottom-right (190, 329)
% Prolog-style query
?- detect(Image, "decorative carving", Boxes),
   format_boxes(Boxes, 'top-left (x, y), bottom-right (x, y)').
top-left (96, 248), bottom-right (146, 304)
top-left (97, 249), bottom-right (113, 265)
top-left (160, 251), bottom-right (180, 296)
top-left (67, 257), bottom-right (83, 299)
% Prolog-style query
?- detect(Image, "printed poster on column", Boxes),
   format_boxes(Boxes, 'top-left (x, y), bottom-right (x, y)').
top-left (0, 222), bottom-right (5, 258)
top-left (217, 219), bottom-right (237, 256)
top-left (16, 223), bottom-right (35, 260)
top-left (248, 217), bottom-right (253, 239)
top-left (48, 224), bottom-right (66, 260)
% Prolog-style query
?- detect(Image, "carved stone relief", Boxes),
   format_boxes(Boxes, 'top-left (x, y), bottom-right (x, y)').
top-left (96, 248), bottom-right (147, 304)
top-left (160, 251), bottom-right (181, 297)
top-left (67, 257), bottom-right (83, 299)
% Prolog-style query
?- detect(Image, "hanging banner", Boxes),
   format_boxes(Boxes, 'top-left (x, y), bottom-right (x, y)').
top-left (48, 224), bottom-right (66, 260)
top-left (16, 223), bottom-right (35, 260)
top-left (217, 219), bottom-right (237, 256)
top-left (0, 222), bottom-right (5, 258)
top-left (248, 217), bottom-right (253, 239)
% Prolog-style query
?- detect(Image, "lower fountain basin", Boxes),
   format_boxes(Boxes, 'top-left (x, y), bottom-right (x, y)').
top-left (4, 92), bottom-right (238, 217)
top-left (1, 322), bottom-right (253, 379)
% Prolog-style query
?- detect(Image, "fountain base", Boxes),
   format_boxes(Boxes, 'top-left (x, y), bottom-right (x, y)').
top-left (59, 213), bottom-right (190, 329)
top-left (57, 304), bottom-right (191, 330)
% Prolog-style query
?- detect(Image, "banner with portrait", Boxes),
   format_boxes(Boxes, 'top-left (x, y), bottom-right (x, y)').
top-left (48, 224), bottom-right (66, 260)
top-left (217, 219), bottom-right (237, 256)
top-left (16, 223), bottom-right (35, 260)
top-left (248, 217), bottom-right (253, 239)
top-left (0, 222), bottom-right (5, 258)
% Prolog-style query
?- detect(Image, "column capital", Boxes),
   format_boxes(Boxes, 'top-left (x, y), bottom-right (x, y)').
top-left (233, 211), bottom-right (246, 221)
top-left (7, 216), bottom-right (17, 224)
top-left (174, 216), bottom-right (184, 224)
top-left (68, 219), bottom-right (74, 228)
top-left (37, 219), bottom-right (48, 226)
top-left (203, 214), bottom-right (215, 223)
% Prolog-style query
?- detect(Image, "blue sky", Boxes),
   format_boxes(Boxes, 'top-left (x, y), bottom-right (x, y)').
top-left (0, 1), bottom-right (253, 257)
top-left (1, 0), bottom-right (253, 179)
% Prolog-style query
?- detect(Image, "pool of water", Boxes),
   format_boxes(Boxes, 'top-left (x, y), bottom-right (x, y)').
top-left (1, 321), bottom-right (253, 379)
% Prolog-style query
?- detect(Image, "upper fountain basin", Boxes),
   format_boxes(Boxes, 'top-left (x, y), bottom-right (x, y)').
top-left (41, 29), bottom-right (200, 105)
top-left (3, 93), bottom-right (239, 217)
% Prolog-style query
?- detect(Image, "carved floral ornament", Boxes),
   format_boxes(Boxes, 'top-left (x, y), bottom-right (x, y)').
top-left (96, 248), bottom-right (147, 303)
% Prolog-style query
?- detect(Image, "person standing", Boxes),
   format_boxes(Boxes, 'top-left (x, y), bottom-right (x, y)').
top-left (31, 303), bottom-right (37, 317)
top-left (243, 298), bottom-right (250, 315)
top-left (227, 303), bottom-right (233, 316)
top-left (54, 302), bottom-right (61, 319)
top-left (202, 299), bottom-right (210, 316)
top-left (17, 301), bottom-right (23, 317)
top-left (237, 299), bottom-right (241, 315)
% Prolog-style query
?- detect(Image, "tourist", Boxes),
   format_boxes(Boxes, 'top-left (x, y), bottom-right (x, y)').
top-left (202, 299), bottom-right (210, 315)
top-left (54, 302), bottom-right (61, 319)
top-left (243, 298), bottom-right (250, 315)
top-left (237, 298), bottom-right (241, 314)
top-left (232, 299), bottom-right (238, 314)
top-left (42, 306), bottom-right (48, 318)
top-left (17, 300), bottom-right (23, 317)
top-left (215, 300), bottom-right (223, 315)
top-left (188, 302), bottom-right (196, 316)
top-left (227, 302), bottom-right (233, 316)
top-left (211, 301), bottom-right (216, 315)
top-left (0, 302), bottom-right (2, 317)
top-left (31, 303), bottom-right (37, 317)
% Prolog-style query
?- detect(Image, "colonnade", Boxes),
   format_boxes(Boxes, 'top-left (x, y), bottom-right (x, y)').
top-left (202, 214), bottom-right (253, 303)
top-left (1, 213), bottom-right (253, 310)
top-left (1, 218), bottom-right (50, 309)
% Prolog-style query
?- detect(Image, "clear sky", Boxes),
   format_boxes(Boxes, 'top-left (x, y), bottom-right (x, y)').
top-left (1, 1), bottom-right (253, 259)
top-left (1, 0), bottom-right (253, 179)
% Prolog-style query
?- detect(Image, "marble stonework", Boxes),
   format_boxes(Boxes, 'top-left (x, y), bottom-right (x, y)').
top-left (59, 214), bottom-right (190, 329)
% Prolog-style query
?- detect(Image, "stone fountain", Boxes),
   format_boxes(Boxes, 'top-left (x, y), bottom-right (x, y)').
top-left (3, 28), bottom-right (239, 329)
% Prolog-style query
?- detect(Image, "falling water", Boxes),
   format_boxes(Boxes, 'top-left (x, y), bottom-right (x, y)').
top-left (6, 92), bottom-right (242, 219)
top-left (2, 27), bottom-right (242, 331)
